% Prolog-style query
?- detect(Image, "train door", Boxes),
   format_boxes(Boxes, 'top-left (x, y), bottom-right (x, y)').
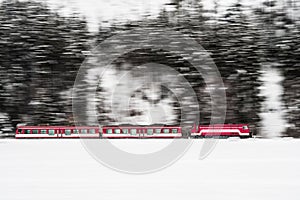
top-left (139, 128), bottom-right (145, 138)
top-left (56, 128), bottom-right (62, 138)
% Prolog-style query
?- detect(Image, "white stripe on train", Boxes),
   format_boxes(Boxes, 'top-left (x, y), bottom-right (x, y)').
top-left (16, 131), bottom-right (249, 138)
top-left (15, 134), bottom-right (100, 138)
top-left (191, 129), bottom-right (250, 136)
top-left (102, 133), bottom-right (182, 138)
top-left (15, 133), bottom-right (183, 138)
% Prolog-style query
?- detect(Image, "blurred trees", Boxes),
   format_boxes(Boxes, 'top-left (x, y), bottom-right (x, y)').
top-left (202, 1), bottom-right (262, 130)
top-left (0, 0), bottom-right (89, 130)
top-left (93, 0), bottom-right (263, 131)
top-left (0, 0), bottom-right (299, 137)
top-left (253, 0), bottom-right (300, 137)
top-left (281, 25), bottom-right (300, 137)
top-left (93, 0), bottom-right (299, 136)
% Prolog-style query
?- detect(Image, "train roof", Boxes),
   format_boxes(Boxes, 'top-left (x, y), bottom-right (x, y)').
top-left (103, 126), bottom-right (181, 128)
top-left (17, 126), bottom-right (99, 129)
top-left (198, 124), bottom-right (249, 127)
top-left (17, 124), bottom-right (249, 129)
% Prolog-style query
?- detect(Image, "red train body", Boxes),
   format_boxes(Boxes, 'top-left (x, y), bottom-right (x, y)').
top-left (102, 126), bottom-right (182, 138)
top-left (15, 124), bottom-right (251, 139)
top-left (191, 124), bottom-right (252, 138)
top-left (15, 126), bottom-right (100, 139)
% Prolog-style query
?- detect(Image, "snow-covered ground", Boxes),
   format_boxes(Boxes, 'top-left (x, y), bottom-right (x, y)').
top-left (1, 138), bottom-right (300, 200)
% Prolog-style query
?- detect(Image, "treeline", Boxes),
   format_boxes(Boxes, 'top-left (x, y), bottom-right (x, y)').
top-left (0, 0), bottom-right (299, 136)
top-left (0, 0), bottom-right (90, 133)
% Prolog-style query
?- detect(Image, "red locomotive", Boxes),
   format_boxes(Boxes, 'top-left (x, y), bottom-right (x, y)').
top-left (191, 124), bottom-right (252, 138)
top-left (15, 124), bottom-right (252, 139)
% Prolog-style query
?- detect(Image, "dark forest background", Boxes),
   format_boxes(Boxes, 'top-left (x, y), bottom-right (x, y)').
top-left (0, 0), bottom-right (299, 137)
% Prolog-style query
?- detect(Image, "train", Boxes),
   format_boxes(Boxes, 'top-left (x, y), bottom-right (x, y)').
top-left (15, 124), bottom-right (252, 139)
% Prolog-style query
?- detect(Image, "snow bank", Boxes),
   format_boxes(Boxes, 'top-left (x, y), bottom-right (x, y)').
top-left (0, 138), bottom-right (300, 200)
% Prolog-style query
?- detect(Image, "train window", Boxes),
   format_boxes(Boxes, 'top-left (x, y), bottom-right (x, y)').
top-left (65, 130), bottom-right (71, 135)
top-left (155, 129), bottom-right (161, 134)
top-left (107, 129), bottom-right (112, 134)
top-left (41, 130), bottom-right (47, 134)
top-left (49, 130), bottom-right (55, 135)
top-left (74, 129), bottom-right (79, 134)
top-left (32, 130), bottom-right (38, 134)
top-left (25, 129), bottom-right (31, 134)
top-left (89, 129), bottom-right (95, 134)
top-left (122, 129), bottom-right (128, 134)
top-left (172, 129), bottom-right (178, 133)
top-left (115, 129), bottom-right (121, 134)
top-left (130, 129), bottom-right (137, 135)
top-left (243, 126), bottom-right (248, 130)
top-left (17, 129), bottom-right (22, 134)
top-left (147, 129), bottom-right (153, 135)
top-left (81, 129), bottom-right (87, 134)
top-left (163, 129), bottom-right (170, 134)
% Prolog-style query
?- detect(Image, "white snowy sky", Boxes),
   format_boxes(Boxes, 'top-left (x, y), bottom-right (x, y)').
top-left (0, 0), bottom-right (265, 31)
top-left (0, 0), bottom-right (296, 31)
top-left (42, 0), bottom-right (262, 31)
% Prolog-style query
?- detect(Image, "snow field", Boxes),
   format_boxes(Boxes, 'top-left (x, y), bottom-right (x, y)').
top-left (1, 138), bottom-right (300, 200)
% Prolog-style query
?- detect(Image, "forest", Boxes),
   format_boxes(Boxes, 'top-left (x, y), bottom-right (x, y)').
top-left (0, 0), bottom-right (299, 137)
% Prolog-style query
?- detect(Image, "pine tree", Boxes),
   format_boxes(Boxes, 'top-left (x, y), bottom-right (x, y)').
top-left (0, 0), bottom-right (90, 128)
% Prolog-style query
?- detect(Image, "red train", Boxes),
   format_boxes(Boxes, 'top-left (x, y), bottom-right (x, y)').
top-left (15, 124), bottom-right (252, 139)
top-left (191, 124), bottom-right (251, 138)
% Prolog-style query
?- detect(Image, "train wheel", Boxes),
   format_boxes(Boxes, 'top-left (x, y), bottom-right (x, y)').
top-left (240, 136), bottom-right (249, 139)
